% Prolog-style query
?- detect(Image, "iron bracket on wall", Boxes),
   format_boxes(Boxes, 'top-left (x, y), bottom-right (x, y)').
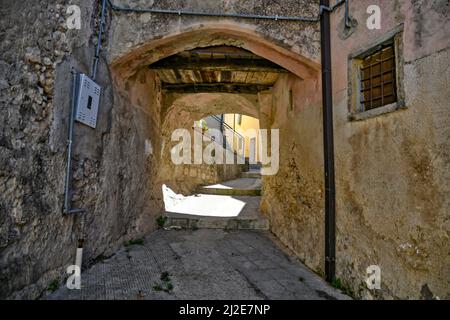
top-left (92, 0), bottom-right (107, 80)
top-left (320, 0), bottom-right (337, 284)
top-left (320, 0), bottom-right (351, 28)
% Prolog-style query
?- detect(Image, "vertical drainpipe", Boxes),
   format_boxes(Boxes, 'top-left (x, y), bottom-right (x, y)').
top-left (320, 0), bottom-right (336, 283)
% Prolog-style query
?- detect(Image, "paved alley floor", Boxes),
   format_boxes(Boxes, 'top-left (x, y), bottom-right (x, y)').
top-left (44, 229), bottom-right (350, 300)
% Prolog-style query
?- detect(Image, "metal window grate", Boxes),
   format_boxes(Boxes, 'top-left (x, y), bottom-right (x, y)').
top-left (360, 42), bottom-right (397, 111)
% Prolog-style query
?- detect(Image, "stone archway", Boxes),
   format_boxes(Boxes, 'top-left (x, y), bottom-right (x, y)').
top-left (110, 23), bottom-right (320, 83)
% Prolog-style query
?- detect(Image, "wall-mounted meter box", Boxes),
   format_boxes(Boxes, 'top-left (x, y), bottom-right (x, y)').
top-left (75, 74), bottom-right (101, 129)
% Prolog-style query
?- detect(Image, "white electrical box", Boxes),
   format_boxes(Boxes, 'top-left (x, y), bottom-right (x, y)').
top-left (75, 74), bottom-right (101, 129)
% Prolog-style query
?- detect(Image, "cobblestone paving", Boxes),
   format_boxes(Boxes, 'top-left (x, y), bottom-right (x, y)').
top-left (44, 229), bottom-right (350, 300)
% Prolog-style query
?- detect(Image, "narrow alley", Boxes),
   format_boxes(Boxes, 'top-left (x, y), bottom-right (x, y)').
top-left (45, 229), bottom-right (348, 300)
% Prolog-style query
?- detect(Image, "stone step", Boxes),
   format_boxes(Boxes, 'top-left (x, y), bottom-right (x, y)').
top-left (197, 187), bottom-right (261, 196)
top-left (164, 214), bottom-right (269, 231)
top-left (197, 177), bottom-right (262, 196)
top-left (241, 171), bottom-right (261, 179)
top-left (249, 162), bottom-right (262, 170)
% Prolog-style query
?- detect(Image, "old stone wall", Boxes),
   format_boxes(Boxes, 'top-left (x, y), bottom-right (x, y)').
top-left (164, 162), bottom-right (245, 196)
top-left (0, 0), bottom-right (162, 299)
top-left (260, 73), bottom-right (324, 272)
top-left (107, 0), bottom-right (320, 64)
top-left (0, 0), bottom-right (103, 299)
top-left (330, 0), bottom-right (450, 299)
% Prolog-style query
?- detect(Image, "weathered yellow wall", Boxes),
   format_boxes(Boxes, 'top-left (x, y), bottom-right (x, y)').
top-left (223, 114), bottom-right (260, 160)
top-left (330, 0), bottom-right (450, 299)
top-left (262, 0), bottom-right (450, 300)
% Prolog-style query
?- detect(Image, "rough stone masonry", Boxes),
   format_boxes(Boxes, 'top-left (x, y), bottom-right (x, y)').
top-left (0, 0), bottom-right (449, 300)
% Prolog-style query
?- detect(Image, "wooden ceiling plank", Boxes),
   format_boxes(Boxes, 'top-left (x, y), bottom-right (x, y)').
top-left (162, 83), bottom-right (272, 94)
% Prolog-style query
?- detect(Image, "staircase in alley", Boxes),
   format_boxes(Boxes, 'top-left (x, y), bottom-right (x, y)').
top-left (164, 169), bottom-right (269, 230)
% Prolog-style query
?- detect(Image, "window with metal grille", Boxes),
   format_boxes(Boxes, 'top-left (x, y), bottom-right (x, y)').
top-left (360, 42), bottom-right (397, 111)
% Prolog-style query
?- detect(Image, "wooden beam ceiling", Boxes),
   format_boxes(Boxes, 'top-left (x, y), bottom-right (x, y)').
top-left (149, 56), bottom-right (288, 73)
top-left (161, 83), bottom-right (273, 94)
top-left (149, 46), bottom-right (287, 93)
